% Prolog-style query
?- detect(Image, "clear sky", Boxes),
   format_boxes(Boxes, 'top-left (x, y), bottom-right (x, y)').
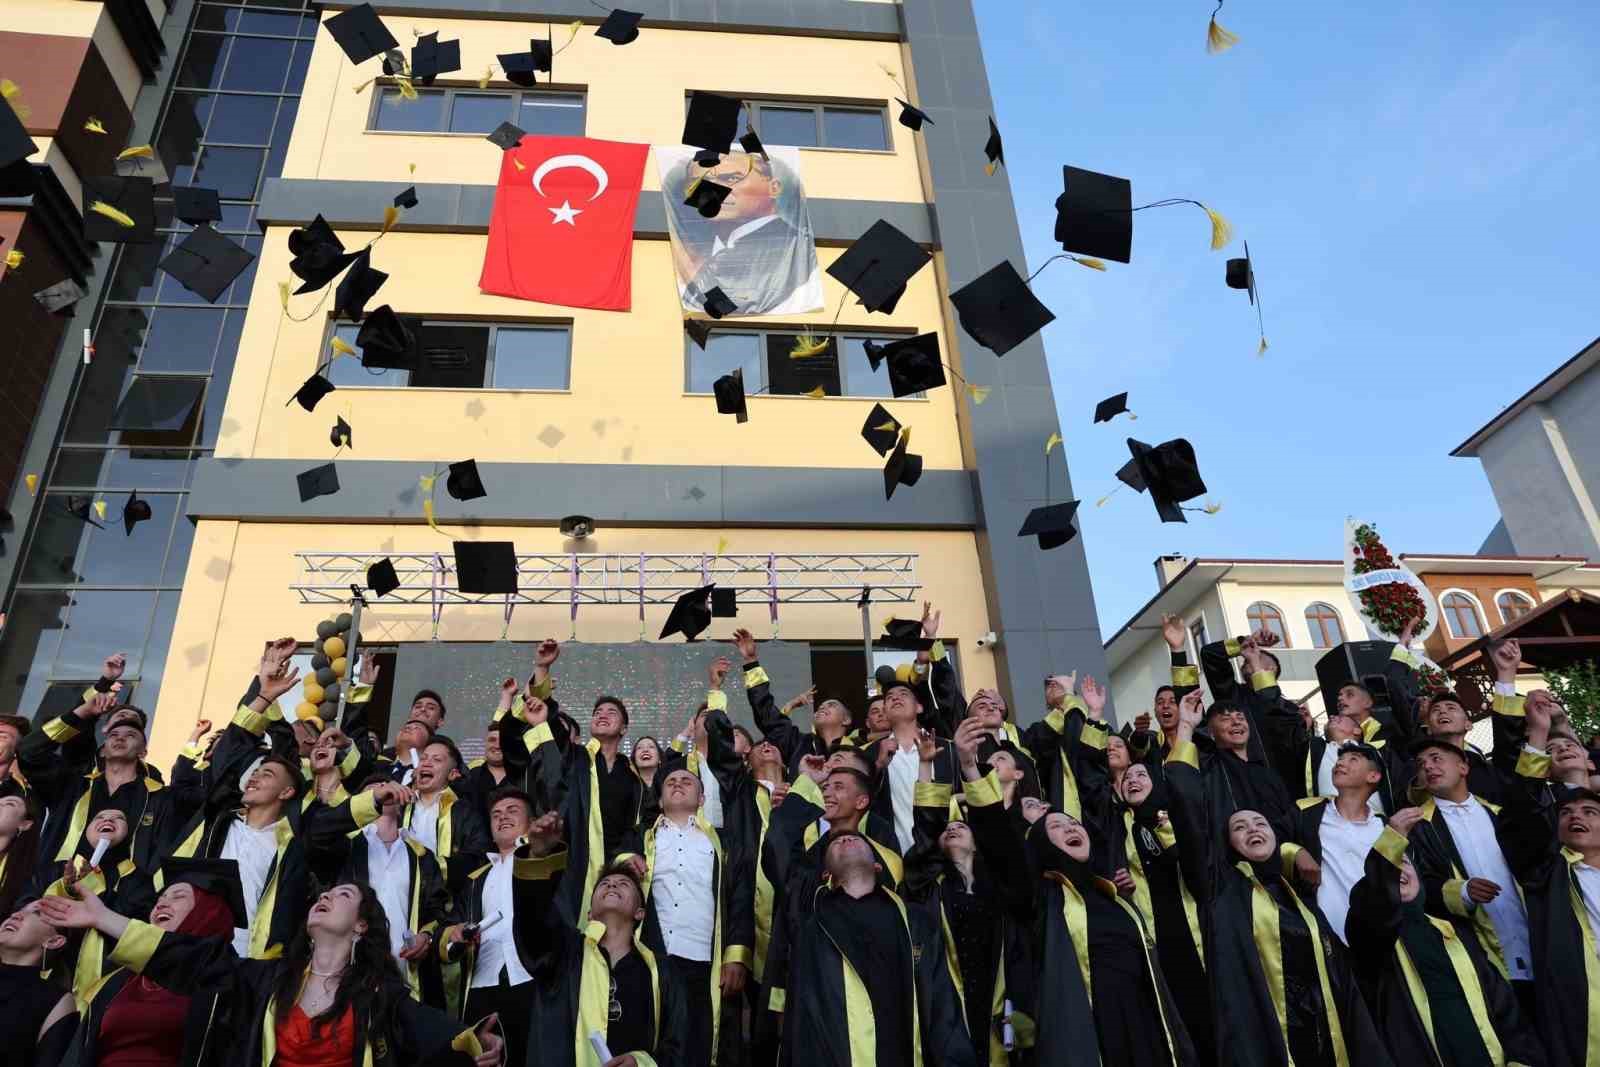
top-left (974, 0), bottom-right (1600, 637)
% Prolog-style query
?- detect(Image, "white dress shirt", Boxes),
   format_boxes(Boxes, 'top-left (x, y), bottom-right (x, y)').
top-left (365, 824), bottom-right (413, 956)
top-left (710, 213), bottom-right (780, 255)
top-left (1316, 804), bottom-right (1386, 944)
top-left (407, 793), bottom-right (441, 853)
top-left (1576, 862), bottom-right (1600, 963)
top-left (471, 852), bottom-right (533, 988)
top-left (219, 818), bottom-right (279, 956)
top-left (1437, 795), bottom-right (1533, 980)
top-left (888, 744), bottom-right (920, 852)
top-left (1315, 747), bottom-right (1385, 815)
top-left (652, 817), bottom-right (716, 962)
top-left (698, 758), bottom-right (725, 829)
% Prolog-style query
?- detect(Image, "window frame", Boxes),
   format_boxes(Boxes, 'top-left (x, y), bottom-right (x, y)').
top-left (1438, 589), bottom-right (1488, 640)
top-left (365, 83), bottom-right (587, 136)
top-left (325, 318), bottom-right (573, 392)
top-left (1187, 615), bottom-right (1210, 661)
top-left (1493, 589), bottom-right (1535, 626)
top-left (1303, 602), bottom-right (1347, 649)
top-left (686, 93), bottom-right (894, 153)
top-left (1244, 601), bottom-right (1291, 648)
top-left (683, 327), bottom-right (924, 400)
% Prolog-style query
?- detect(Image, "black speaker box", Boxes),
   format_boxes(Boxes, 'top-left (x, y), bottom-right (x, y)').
top-left (1316, 640), bottom-right (1397, 706)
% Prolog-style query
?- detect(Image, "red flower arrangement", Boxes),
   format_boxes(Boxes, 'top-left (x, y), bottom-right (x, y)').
top-left (1416, 662), bottom-right (1456, 697)
top-left (1351, 523), bottom-right (1429, 639)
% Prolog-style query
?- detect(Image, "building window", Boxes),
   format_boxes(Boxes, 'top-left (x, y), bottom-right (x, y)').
top-left (686, 330), bottom-right (912, 399)
top-left (1304, 603), bottom-right (1346, 649)
top-left (1188, 617), bottom-right (1209, 660)
top-left (1245, 601), bottom-right (1290, 647)
top-left (1440, 591), bottom-right (1486, 639)
top-left (327, 321), bottom-right (571, 391)
top-left (701, 97), bottom-right (891, 151)
top-left (1495, 590), bottom-right (1535, 625)
top-left (370, 87), bottom-right (586, 136)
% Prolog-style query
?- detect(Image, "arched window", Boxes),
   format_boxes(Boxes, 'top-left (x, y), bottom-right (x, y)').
top-left (1496, 590), bottom-right (1535, 625)
top-left (1246, 601), bottom-right (1290, 646)
top-left (1304, 603), bottom-right (1346, 648)
top-left (1440, 591), bottom-right (1486, 639)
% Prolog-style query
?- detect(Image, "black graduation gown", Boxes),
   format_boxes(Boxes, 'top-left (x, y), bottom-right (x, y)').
top-left (742, 658), bottom-right (857, 783)
top-left (58, 963), bottom-right (230, 1067)
top-left (0, 962), bottom-right (74, 1067)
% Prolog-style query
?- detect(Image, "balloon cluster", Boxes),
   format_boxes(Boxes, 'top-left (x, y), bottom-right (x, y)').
top-left (296, 613), bottom-right (360, 723)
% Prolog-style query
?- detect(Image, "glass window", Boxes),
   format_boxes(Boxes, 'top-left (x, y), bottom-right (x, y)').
top-left (178, 35), bottom-right (230, 89)
top-left (492, 327), bottom-right (570, 389)
top-left (1441, 592), bottom-right (1485, 639)
top-left (108, 243), bottom-right (166, 303)
top-left (823, 107), bottom-right (888, 150)
top-left (237, 10), bottom-right (303, 35)
top-left (687, 333), bottom-right (762, 394)
top-left (206, 93), bottom-right (279, 145)
top-left (374, 88), bottom-right (446, 131)
top-left (327, 324), bottom-right (408, 387)
top-left (758, 106), bottom-right (818, 147)
top-left (837, 335), bottom-right (894, 398)
top-left (519, 94), bottom-right (586, 136)
top-left (53, 591), bottom-right (161, 680)
top-left (20, 498), bottom-right (93, 584)
top-left (449, 93), bottom-right (512, 133)
top-left (409, 324), bottom-right (488, 389)
top-left (766, 334), bottom-right (839, 397)
top-left (162, 508), bottom-right (197, 585)
top-left (1496, 591), bottom-right (1534, 624)
top-left (1305, 603), bottom-right (1346, 649)
top-left (1245, 601), bottom-right (1290, 646)
top-left (134, 592), bottom-right (184, 713)
top-left (192, 146), bottom-right (266, 200)
top-left (0, 591), bottom-right (71, 718)
top-left (138, 308), bottom-right (226, 373)
top-left (74, 494), bottom-right (177, 586)
top-left (220, 37), bottom-right (294, 92)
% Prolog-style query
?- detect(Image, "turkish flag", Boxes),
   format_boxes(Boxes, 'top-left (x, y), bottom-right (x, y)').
top-left (479, 135), bottom-right (649, 311)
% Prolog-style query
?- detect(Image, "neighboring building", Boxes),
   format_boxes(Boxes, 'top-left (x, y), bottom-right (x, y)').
top-left (0, 1), bottom-right (1108, 767)
top-left (1453, 334), bottom-right (1600, 559)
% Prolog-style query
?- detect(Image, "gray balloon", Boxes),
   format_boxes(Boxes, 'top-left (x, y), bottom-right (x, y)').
top-left (335, 612), bottom-right (353, 630)
top-left (318, 700), bottom-right (337, 722)
top-left (315, 667), bottom-right (337, 687)
top-left (316, 620), bottom-right (338, 639)
top-left (311, 653), bottom-right (331, 670)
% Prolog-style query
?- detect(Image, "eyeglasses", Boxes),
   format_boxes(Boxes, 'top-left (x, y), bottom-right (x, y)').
top-left (608, 976), bottom-right (623, 1022)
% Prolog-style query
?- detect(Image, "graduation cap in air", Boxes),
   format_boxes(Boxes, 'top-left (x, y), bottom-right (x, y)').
top-left (711, 587), bottom-right (737, 617)
top-left (498, 39), bottom-right (551, 87)
top-left (410, 32), bottom-right (460, 85)
top-left (159, 224), bottom-right (255, 303)
top-left (297, 461), bottom-right (340, 502)
top-left (1121, 437), bottom-right (1207, 523)
top-left (324, 3), bottom-right (399, 66)
top-left (83, 176), bottom-right (157, 244)
top-left (894, 98), bottom-right (933, 132)
top-left (659, 585), bottom-right (714, 641)
top-left (289, 215), bottom-right (359, 292)
top-left (1226, 241), bottom-right (1257, 303)
top-left (393, 186), bottom-right (418, 210)
top-left (1093, 392), bottom-right (1129, 424)
top-left (122, 490), bottom-right (152, 536)
top-left (358, 305), bottom-right (416, 370)
top-left (381, 49), bottom-right (407, 76)
top-left (446, 458), bottom-right (487, 501)
top-left (330, 415), bottom-right (352, 448)
top-left (685, 179), bottom-right (732, 219)
top-left (1018, 500), bottom-right (1080, 550)
top-left (948, 260), bottom-right (1055, 357)
top-left (684, 317), bottom-right (713, 350)
top-left (983, 118), bottom-right (1004, 172)
top-left (290, 372), bottom-right (336, 412)
top-left (333, 248), bottom-right (387, 320)
top-left (1054, 165), bottom-right (1133, 264)
top-left (883, 429), bottom-right (923, 500)
top-left (172, 186), bottom-right (222, 225)
top-left (596, 9), bottom-right (643, 45)
top-left (713, 367), bottom-right (748, 423)
top-left (739, 129), bottom-right (766, 160)
top-left (367, 557), bottom-right (400, 597)
top-left (881, 333), bottom-right (945, 398)
top-left (875, 617), bottom-right (935, 651)
top-left (64, 495), bottom-right (106, 530)
top-left (0, 89), bottom-right (37, 170)
top-left (827, 220), bottom-right (931, 314)
top-left (860, 403), bottom-right (900, 457)
top-left (160, 857), bottom-right (250, 930)
top-left (454, 541), bottom-right (518, 594)
top-left (33, 278), bottom-right (87, 314)
top-left (682, 92), bottom-right (743, 158)
top-left (702, 287), bottom-right (736, 320)
top-left (485, 121), bottom-right (526, 151)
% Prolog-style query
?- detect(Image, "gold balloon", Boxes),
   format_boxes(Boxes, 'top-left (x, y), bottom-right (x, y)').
top-left (303, 681), bottom-right (325, 705)
top-left (332, 656), bottom-right (348, 678)
top-left (323, 635), bottom-right (346, 660)
top-left (295, 701), bottom-right (319, 722)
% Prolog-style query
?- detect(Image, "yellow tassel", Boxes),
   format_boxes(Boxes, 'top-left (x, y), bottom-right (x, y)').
top-left (513, 158), bottom-right (526, 172)
top-left (423, 498), bottom-right (440, 533)
top-left (381, 204), bottom-right (399, 234)
top-left (984, 161), bottom-right (997, 177)
top-left (409, 162), bottom-right (417, 175)
top-left (1095, 487), bottom-right (1120, 507)
top-left (683, 172), bottom-right (705, 199)
top-left (420, 473), bottom-right (437, 493)
top-left (0, 79), bottom-right (28, 120)
top-left (715, 536), bottom-right (729, 556)
top-left (1207, 16), bottom-right (1240, 54)
top-left (84, 117), bottom-right (107, 135)
top-left (331, 337), bottom-right (357, 357)
top-left (1256, 336), bottom-right (1269, 357)
top-left (1044, 432), bottom-right (1062, 455)
top-left (478, 66), bottom-right (494, 89)
top-left (966, 384), bottom-right (991, 405)
top-left (24, 474), bottom-right (38, 496)
top-left (1128, 411), bottom-right (1138, 420)
top-left (1071, 256), bottom-right (1107, 271)
top-left (116, 144), bottom-right (154, 161)
top-left (395, 77), bottom-right (418, 102)
top-left (4, 250), bottom-right (22, 270)
top-left (93, 500), bottom-right (107, 521)
top-left (900, 426), bottom-right (913, 446)
top-left (789, 334), bottom-right (829, 359)
top-left (89, 201), bottom-right (136, 228)
top-left (1204, 205), bottom-right (1232, 250)
top-left (278, 281), bottom-right (290, 310)
top-left (803, 386), bottom-right (827, 399)
top-left (352, 76), bottom-right (377, 94)
top-left (1203, 501), bottom-right (1223, 515)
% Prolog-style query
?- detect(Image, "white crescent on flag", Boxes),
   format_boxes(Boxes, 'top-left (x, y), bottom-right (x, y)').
top-left (531, 154), bottom-right (609, 200)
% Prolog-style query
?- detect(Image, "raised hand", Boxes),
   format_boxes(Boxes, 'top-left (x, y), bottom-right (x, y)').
top-left (1133, 712), bottom-right (1153, 733)
top-left (77, 691), bottom-right (117, 721)
top-left (915, 728), bottom-right (942, 763)
top-left (523, 811), bottom-right (564, 856)
top-left (358, 649), bottom-right (380, 686)
top-left (1044, 672), bottom-right (1076, 710)
top-left (782, 686), bottom-right (816, 714)
top-left (920, 600), bottom-right (941, 639)
top-left (709, 656), bottom-right (732, 689)
top-left (497, 678), bottom-right (519, 711)
top-left (1491, 638), bottom-right (1521, 681)
top-left (799, 755), bottom-right (828, 783)
top-left (732, 627), bottom-right (758, 663)
top-left (522, 695), bottom-right (549, 729)
top-left (953, 716), bottom-right (986, 779)
top-left (187, 719), bottom-right (213, 745)
top-left (1252, 627), bottom-right (1281, 649)
top-left (371, 782), bottom-right (416, 809)
top-left (1293, 851), bottom-right (1322, 888)
top-left (1080, 676), bottom-right (1106, 719)
top-left (1160, 614), bottom-right (1187, 652)
top-left (1397, 614), bottom-right (1420, 650)
top-left (1387, 807), bottom-right (1423, 837)
top-left (1177, 690), bottom-right (1204, 735)
top-left (1465, 877), bottom-right (1501, 904)
top-left (39, 887), bottom-right (111, 930)
top-left (534, 638), bottom-right (561, 670)
top-left (257, 649), bottom-right (301, 702)
top-left (102, 652), bottom-right (127, 681)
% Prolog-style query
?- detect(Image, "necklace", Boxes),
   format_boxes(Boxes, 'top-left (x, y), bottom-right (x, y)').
top-left (309, 966), bottom-right (345, 977)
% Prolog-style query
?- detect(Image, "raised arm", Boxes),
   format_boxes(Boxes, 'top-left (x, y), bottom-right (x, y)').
top-left (16, 688), bottom-right (119, 805)
top-left (704, 657), bottom-right (751, 793)
top-left (914, 603), bottom-right (963, 739)
top-left (1162, 690), bottom-right (1220, 903)
top-left (505, 812), bottom-right (579, 974)
top-left (734, 628), bottom-right (808, 768)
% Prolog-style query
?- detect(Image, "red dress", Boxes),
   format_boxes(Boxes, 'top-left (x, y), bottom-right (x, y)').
top-left (98, 977), bottom-right (189, 1067)
top-left (275, 1003), bottom-right (357, 1067)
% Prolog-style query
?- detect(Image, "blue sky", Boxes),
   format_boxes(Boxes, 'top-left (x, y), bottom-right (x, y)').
top-left (975, 0), bottom-right (1600, 635)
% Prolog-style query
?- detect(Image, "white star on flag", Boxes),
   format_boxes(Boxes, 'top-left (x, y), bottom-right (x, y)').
top-left (548, 200), bottom-right (583, 226)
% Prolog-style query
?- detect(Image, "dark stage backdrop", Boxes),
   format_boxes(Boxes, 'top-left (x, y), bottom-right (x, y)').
top-left (390, 640), bottom-right (816, 760)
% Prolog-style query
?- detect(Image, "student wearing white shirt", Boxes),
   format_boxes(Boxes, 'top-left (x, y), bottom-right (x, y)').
top-left (402, 736), bottom-right (492, 902)
top-left (1283, 742), bottom-right (1390, 944)
top-left (860, 667), bottom-right (958, 854)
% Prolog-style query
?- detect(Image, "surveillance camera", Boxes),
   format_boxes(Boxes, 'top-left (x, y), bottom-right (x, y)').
top-left (975, 631), bottom-right (999, 648)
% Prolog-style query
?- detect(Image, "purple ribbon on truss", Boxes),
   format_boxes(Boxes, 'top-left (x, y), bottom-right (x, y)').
top-left (767, 553), bottom-right (779, 624)
top-left (430, 553), bottom-right (445, 637)
top-left (569, 554), bottom-right (580, 623)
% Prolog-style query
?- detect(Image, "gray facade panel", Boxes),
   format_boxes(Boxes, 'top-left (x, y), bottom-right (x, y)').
top-left (321, 0), bottom-right (902, 39)
top-left (1478, 405), bottom-right (1600, 559)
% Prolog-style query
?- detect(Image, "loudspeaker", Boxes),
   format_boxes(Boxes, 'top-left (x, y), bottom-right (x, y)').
top-left (1316, 640), bottom-right (1397, 707)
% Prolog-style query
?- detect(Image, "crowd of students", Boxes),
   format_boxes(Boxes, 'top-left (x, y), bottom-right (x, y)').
top-left (0, 602), bottom-right (1594, 1067)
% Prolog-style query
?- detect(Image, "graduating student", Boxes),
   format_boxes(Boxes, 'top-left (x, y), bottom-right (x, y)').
top-left (402, 735), bottom-right (493, 902)
top-left (41, 807), bottom-right (153, 997)
top-left (1173, 684), bottom-right (1300, 862)
top-left (43, 880), bottom-right (503, 1067)
top-left (861, 668), bottom-right (960, 853)
top-left (458, 713), bottom-right (511, 824)
top-left (631, 737), bottom-right (664, 794)
top-left (1284, 743), bottom-right (1390, 945)
top-left (735, 628), bottom-right (856, 782)
top-left (0, 785), bottom-right (43, 921)
top-left (0, 712), bottom-right (30, 795)
top-left (0, 898), bottom-right (76, 1067)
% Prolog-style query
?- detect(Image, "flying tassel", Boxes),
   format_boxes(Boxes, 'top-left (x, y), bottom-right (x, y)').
top-left (93, 500), bottom-right (107, 521)
top-left (984, 161), bottom-right (998, 177)
top-left (1095, 486), bottom-right (1122, 507)
top-left (420, 473), bottom-right (442, 533)
top-left (0, 79), bottom-right (29, 120)
top-left (423, 498), bottom-right (441, 533)
top-left (394, 76), bottom-right (418, 102)
top-left (789, 334), bottom-right (829, 359)
top-left (381, 204), bottom-right (400, 234)
top-left (331, 337), bottom-right (357, 357)
top-left (116, 144), bottom-right (154, 161)
top-left (552, 20), bottom-right (585, 54)
top-left (24, 474), bottom-right (38, 495)
top-left (1206, 15), bottom-right (1240, 54)
top-left (278, 281), bottom-right (290, 310)
top-left (1203, 501), bottom-right (1223, 515)
top-left (1256, 336), bottom-right (1269, 357)
top-left (715, 536), bottom-right (729, 556)
top-left (5, 250), bottom-right (22, 270)
top-left (478, 66), bottom-right (494, 89)
top-left (900, 426), bottom-right (913, 447)
top-left (1202, 205), bottom-right (1232, 250)
top-left (1044, 432), bottom-right (1062, 455)
top-left (88, 201), bottom-right (136, 228)
top-left (83, 117), bottom-right (107, 135)
top-left (409, 162), bottom-right (417, 175)
top-left (965, 384), bottom-right (992, 405)
top-left (877, 62), bottom-right (905, 94)
top-left (803, 386), bottom-right (827, 399)
top-left (512, 158), bottom-right (526, 172)
top-left (353, 76), bottom-right (379, 94)
top-left (1070, 256), bottom-right (1107, 271)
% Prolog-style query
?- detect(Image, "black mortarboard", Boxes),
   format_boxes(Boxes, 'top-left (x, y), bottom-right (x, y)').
top-left (357, 305), bottom-right (416, 370)
top-left (334, 248), bottom-right (387, 320)
top-left (289, 216), bottom-right (359, 293)
top-left (894, 98), bottom-right (933, 131)
top-left (1125, 438), bottom-right (1207, 524)
top-left (83, 176), bottom-right (157, 244)
top-left (711, 587), bottom-right (737, 617)
top-left (948, 260), bottom-right (1055, 357)
top-left (381, 49), bottom-right (406, 76)
top-left (983, 117), bottom-right (1004, 170)
top-left (324, 4), bottom-right (398, 65)
top-left (161, 857), bottom-right (249, 929)
top-left (862, 338), bottom-right (887, 371)
top-left (1115, 455), bottom-right (1146, 493)
top-left (596, 9), bottom-right (643, 45)
top-left (876, 618), bottom-right (935, 650)
top-left (1226, 240), bottom-right (1256, 304)
top-left (367, 557), bottom-right (400, 597)
top-left (685, 179), bottom-right (732, 219)
top-left (297, 461), bottom-right (340, 502)
top-left (1093, 392), bottom-right (1129, 424)
top-left (498, 40), bottom-right (550, 87)
top-left (702, 287), bottom-right (736, 319)
top-left (122, 490), bottom-right (152, 536)
top-left (1054, 165), bottom-right (1133, 264)
top-left (172, 186), bottom-right (222, 224)
top-left (409, 32), bottom-right (460, 84)
top-left (827, 220), bottom-right (930, 314)
top-left (159, 224), bottom-right (255, 303)
top-left (684, 317), bottom-right (713, 350)
top-left (659, 585), bottom-right (714, 641)
top-left (486, 121), bottom-right (526, 151)
top-left (65, 495), bottom-right (106, 530)
top-left (883, 431), bottom-right (923, 500)
top-left (33, 278), bottom-right (86, 314)
top-left (713, 368), bottom-right (747, 423)
top-left (682, 92), bottom-right (742, 154)
top-left (393, 186), bottom-right (418, 210)
top-left (882, 333), bottom-right (945, 397)
top-left (739, 129), bottom-right (766, 159)
top-left (290, 372), bottom-right (335, 412)
top-left (330, 415), bottom-right (352, 448)
top-left (0, 91), bottom-right (36, 170)
top-left (446, 458), bottom-right (487, 501)
top-left (454, 540), bottom-right (518, 594)
top-left (1018, 500), bottom-right (1080, 550)
top-left (861, 403), bottom-right (901, 457)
